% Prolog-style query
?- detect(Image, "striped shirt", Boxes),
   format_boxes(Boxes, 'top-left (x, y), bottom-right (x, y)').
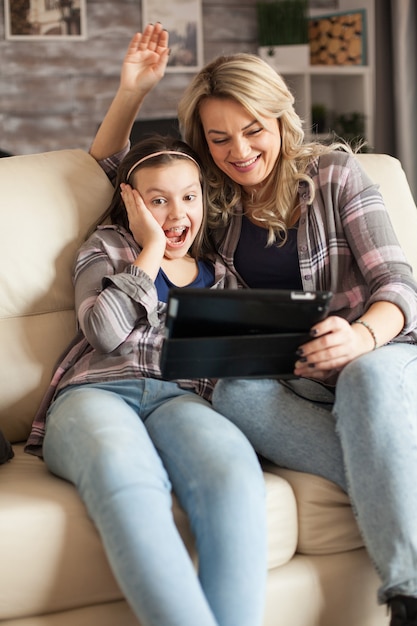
top-left (213, 150), bottom-right (417, 340)
top-left (26, 147), bottom-right (417, 455)
top-left (26, 217), bottom-right (238, 457)
top-left (86, 147), bottom-right (417, 335)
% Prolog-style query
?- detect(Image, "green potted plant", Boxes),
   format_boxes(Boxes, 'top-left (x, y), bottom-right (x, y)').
top-left (312, 103), bottom-right (328, 134)
top-left (334, 111), bottom-right (369, 150)
top-left (257, 0), bottom-right (309, 68)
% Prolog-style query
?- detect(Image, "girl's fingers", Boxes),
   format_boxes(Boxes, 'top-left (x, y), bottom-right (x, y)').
top-left (154, 28), bottom-right (169, 52)
top-left (138, 23), bottom-right (165, 51)
top-left (126, 31), bottom-right (143, 54)
top-left (120, 183), bottom-right (136, 213)
top-left (121, 184), bottom-right (142, 214)
top-left (137, 24), bottom-right (153, 49)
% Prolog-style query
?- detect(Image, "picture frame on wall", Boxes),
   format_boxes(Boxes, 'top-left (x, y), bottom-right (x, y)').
top-left (4, 0), bottom-right (87, 40)
top-left (142, 0), bottom-right (203, 72)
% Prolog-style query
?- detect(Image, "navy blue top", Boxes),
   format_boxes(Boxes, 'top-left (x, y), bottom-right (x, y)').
top-left (234, 215), bottom-right (302, 289)
top-left (155, 259), bottom-right (215, 302)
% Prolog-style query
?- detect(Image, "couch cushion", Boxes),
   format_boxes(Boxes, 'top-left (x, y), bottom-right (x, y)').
top-left (0, 446), bottom-right (123, 621)
top-left (267, 465), bottom-right (363, 555)
top-left (0, 150), bottom-right (114, 443)
top-left (263, 469), bottom-right (298, 569)
top-left (0, 446), bottom-right (298, 620)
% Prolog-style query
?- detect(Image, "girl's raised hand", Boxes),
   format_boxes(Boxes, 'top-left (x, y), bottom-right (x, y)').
top-left (120, 23), bottom-right (170, 96)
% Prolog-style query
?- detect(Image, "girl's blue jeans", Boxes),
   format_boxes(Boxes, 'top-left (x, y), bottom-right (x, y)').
top-left (212, 342), bottom-right (417, 604)
top-left (43, 379), bottom-right (267, 626)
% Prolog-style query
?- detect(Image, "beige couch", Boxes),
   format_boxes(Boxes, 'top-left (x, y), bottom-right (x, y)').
top-left (1, 149), bottom-right (416, 626)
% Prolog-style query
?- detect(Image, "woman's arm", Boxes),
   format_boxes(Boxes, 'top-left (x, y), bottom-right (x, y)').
top-left (90, 24), bottom-right (169, 161)
top-left (295, 153), bottom-right (416, 378)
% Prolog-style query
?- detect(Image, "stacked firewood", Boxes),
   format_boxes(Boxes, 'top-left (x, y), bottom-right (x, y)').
top-left (309, 12), bottom-right (364, 65)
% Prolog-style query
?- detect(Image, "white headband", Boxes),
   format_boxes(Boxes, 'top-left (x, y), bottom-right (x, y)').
top-left (126, 150), bottom-right (200, 181)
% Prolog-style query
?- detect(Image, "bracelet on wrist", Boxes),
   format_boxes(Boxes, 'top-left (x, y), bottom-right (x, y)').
top-left (351, 319), bottom-right (378, 350)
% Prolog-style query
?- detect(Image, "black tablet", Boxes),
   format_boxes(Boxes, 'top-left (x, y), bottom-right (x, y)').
top-left (160, 288), bottom-right (332, 379)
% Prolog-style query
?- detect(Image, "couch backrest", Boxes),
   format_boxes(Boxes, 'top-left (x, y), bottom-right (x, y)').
top-left (0, 150), bottom-right (113, 443)
top-left (0, 150), bottom-right (416, 444)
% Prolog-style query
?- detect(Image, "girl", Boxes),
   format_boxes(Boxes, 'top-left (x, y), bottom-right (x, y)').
top-left (26, 135), bottom-right (267, 626)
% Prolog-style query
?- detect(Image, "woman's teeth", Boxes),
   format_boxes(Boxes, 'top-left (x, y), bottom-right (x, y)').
top-left (235, 156), bottom-right (258, 168)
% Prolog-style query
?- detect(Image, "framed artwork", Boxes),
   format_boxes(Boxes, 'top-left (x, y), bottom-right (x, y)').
top-left (4, 0), bottom-right (87, 40)
top-left (142, 0), bottom-right (203, 72)
top-left (309, 10), bottom-right (366, 65)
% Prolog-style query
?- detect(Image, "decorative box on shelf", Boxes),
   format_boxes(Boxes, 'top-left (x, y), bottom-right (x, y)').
top-left (258, 44), bottom-right (310, 69)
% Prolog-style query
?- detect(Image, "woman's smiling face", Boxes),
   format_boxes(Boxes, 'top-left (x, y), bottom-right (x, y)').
top-left (199, 97), bottom-right (281, 193)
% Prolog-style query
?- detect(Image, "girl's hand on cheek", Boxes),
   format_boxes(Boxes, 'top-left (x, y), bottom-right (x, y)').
top-left (120, 184), bottom-right (166, 253)
top-left (293, 315), bottom-right (372, 378)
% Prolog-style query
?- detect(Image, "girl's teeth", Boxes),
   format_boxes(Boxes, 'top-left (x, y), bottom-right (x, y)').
top-left (166, 227), bottom-right (185, 234)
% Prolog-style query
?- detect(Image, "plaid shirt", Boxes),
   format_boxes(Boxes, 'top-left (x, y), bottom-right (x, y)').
top-left (212, 150), bottom-right (417, 339)
top-left (26, 148), bottom-right (417, 456)
top-left (26, 206), bottom-right (237, 458)
top-left (91, 147), bottom-right (417, 336)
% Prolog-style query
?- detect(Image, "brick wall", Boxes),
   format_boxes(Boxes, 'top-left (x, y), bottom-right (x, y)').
top-left (0, 0), bottom-right (257, 155)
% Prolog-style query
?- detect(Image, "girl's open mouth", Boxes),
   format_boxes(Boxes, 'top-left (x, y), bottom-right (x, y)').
top-left (164, 226), bottom-right (189, 245)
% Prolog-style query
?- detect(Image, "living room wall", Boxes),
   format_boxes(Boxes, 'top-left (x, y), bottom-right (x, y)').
top-left (0, 0), bottom-right (258, 156)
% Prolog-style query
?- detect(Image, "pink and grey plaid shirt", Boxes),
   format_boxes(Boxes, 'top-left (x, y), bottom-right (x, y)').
top-left (26, 147), bottom-right (417, 456)
top-left (212, 150), bottom-right (417, 338)
top-left (26, 222), bottom-right (237, 457)
top-left (103, 146), bottom-right (417, 334)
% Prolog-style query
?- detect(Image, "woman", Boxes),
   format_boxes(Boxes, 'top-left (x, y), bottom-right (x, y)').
top-left (90, 24), bottom-right (417, 626)
top-left (26, 134), bottom-right (267, 626)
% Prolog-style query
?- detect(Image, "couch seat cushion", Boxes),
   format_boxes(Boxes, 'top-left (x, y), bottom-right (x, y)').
top-left (267, 465), bottom-right (363, 555)
top-left (0, 446), bottom-right (297, 620)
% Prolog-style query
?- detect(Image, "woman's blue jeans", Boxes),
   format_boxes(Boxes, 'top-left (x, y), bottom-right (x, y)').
top-left (43, 379), bottom-right (267, 626)
top-left (212, 342), bottom-right (417, 604)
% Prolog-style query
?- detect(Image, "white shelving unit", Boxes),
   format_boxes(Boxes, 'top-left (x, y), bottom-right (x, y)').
top-left (280, 64), bottom-right (373, 145)
top-left (261, 0), bottom-right (375, 146)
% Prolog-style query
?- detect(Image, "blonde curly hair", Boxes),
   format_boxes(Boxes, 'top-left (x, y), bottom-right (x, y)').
top-left (178, 52), bottom-right (349, 244)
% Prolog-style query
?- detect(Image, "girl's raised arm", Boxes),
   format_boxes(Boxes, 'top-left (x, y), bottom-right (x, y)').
top-left (90, 24), bottom-right (169, 160)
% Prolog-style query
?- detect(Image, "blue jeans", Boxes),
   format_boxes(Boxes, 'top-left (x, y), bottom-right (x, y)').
top-left (43, 379), bottom-right (267, 626)
top-left (212, 342), bottom-right (417, 604)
